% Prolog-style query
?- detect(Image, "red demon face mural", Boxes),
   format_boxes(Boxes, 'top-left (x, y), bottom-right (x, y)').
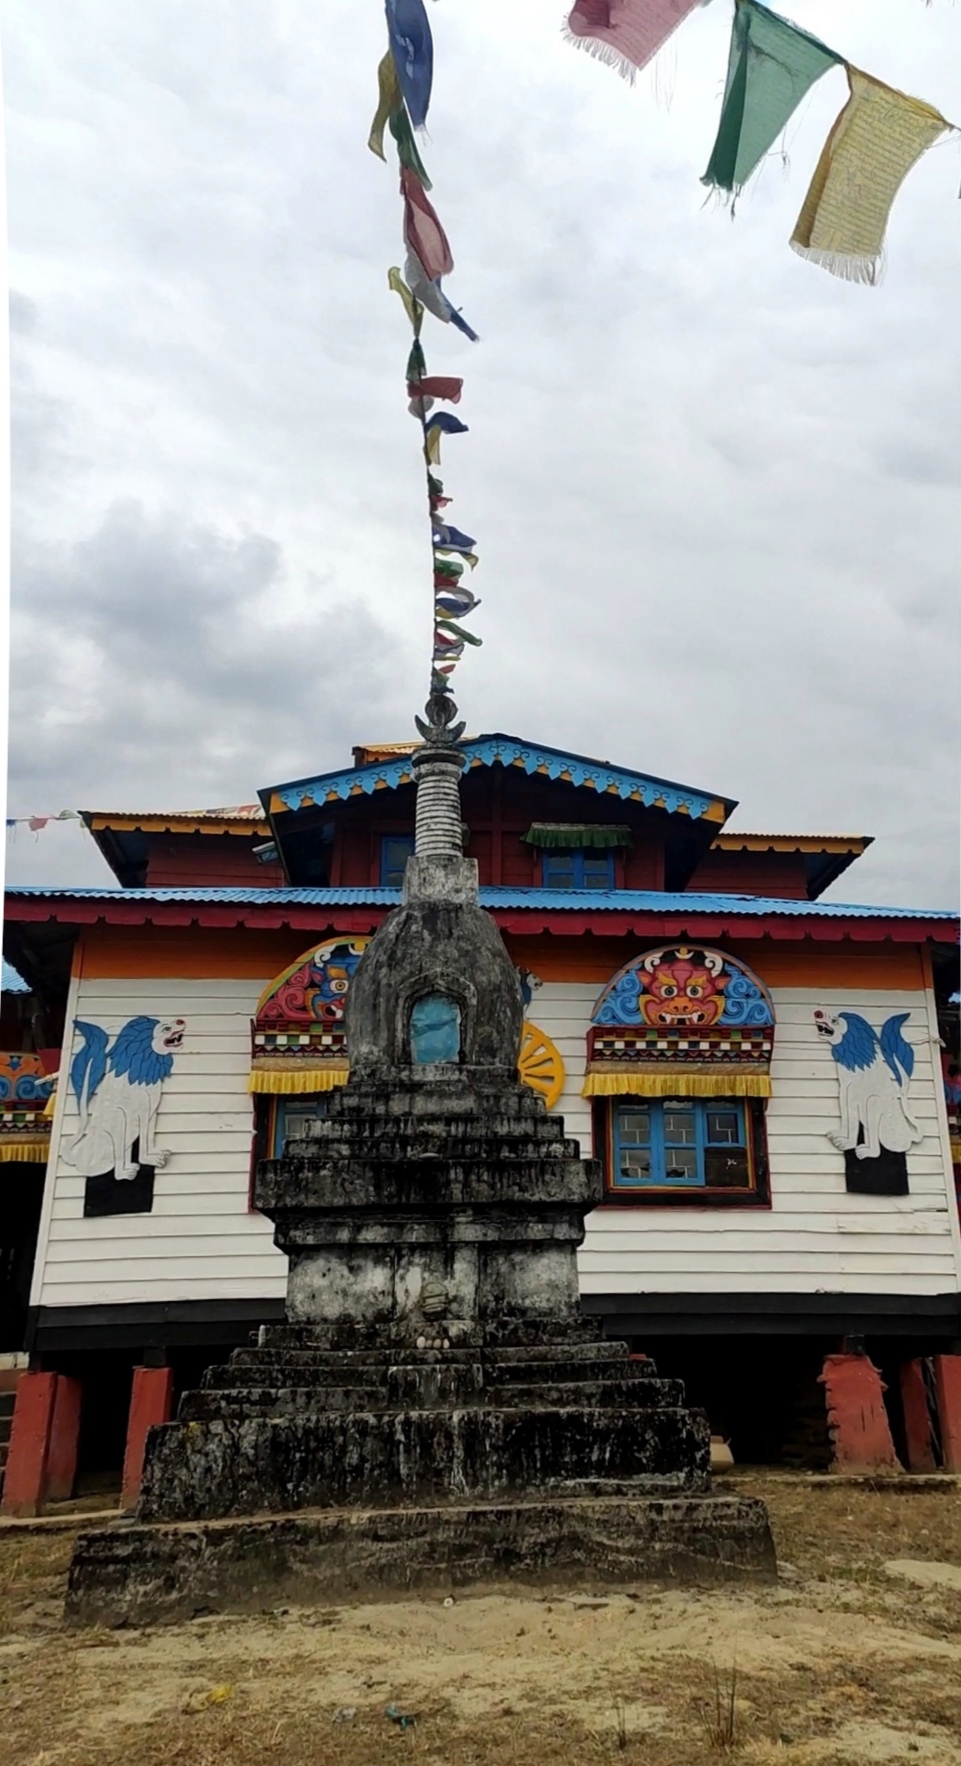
top-left (637, 952), bottom-right (728, 1028)
top-left (591, 945), bottom-right (774, 1034)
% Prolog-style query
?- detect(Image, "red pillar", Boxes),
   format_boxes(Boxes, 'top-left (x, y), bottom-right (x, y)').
top-left (899, 1360), bottom-right (937, 1472)
top-left (819, 1353), bottom-right (900, 1472)
top-left (1, 1373), bottom-right (58, 1516)
top-left (45, 1376), bottom-right (83, 1503)
top-left (932, 1354), bottom-right (961, 1472)
top-left (121, 1367), bottom-right (174, 1511)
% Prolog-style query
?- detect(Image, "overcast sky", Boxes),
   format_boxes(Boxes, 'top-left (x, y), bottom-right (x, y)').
top-left (3, 0), bottom-right (959, 905)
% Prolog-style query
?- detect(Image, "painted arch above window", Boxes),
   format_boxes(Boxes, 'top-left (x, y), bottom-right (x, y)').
top-left (249, 936), bottom-right (566, 1108)
top-left (249, 936), bottom-right (370, 1095)
top-left (585, 944), bottom-right (775, 1101)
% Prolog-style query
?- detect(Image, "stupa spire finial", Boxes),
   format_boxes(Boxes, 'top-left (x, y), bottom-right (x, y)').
top-left (411, 689), bottom-right (466, 861)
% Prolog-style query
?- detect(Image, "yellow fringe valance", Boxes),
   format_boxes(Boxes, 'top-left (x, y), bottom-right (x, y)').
top-left (582, 1070), bottom-right (772, 1100)
top-left (248, 1066), bottom-right (349, 1096)
top-left (0, 1137), bottom-right (51, 1163)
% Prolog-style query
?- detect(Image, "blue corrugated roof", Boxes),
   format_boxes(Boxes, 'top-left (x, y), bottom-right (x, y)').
top-left (1, 959), bottom-right (30, 994)
top-left (262, 735), bottom-right (734, 825)
top-left (4, 885), bottom-right (956, 920)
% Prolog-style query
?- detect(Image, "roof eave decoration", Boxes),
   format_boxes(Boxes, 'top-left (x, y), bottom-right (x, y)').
top-left (84, 812), bottom-right (270, 837)
top-left (263, 737), bottom-right (732, 826)
top-left (584, 943), bottom-right (775, 1100)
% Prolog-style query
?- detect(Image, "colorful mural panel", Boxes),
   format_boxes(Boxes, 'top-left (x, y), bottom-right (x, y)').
top-left (255, 938), bottom-right (371, 1030)
top-left (0, 1052), bottom-right (55, 1164)
top-left (63, 1016), bottom-right (185, 1217)
top-left (592, 945), bottom-right (775, 1031)
top-left (585, 946), bottom-right (775, 1099)
top-left (816, 1008), bottom-right (922, 1196)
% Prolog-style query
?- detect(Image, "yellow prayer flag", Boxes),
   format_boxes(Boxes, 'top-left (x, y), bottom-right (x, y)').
top-left (368, 50), bottom-right (403, 161)
top-left (387, 266), bottom-right (423, 336)
top-left (790, 68), bottom-right (952, 284)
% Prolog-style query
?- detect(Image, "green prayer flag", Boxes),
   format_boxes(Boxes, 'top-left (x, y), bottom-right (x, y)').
top-left (435, 616), bottom-right (482, 646)
top-left (389, 107), bottom-right (432, 190)
top-left (406, 339), bottom-right (427, 382)
top-left (702, 0), bottom-right (840, 196)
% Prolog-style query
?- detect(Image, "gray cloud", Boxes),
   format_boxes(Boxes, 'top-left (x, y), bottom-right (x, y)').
top-left (4, 0), bottom-right (959, 909)
top-left (10, 501), bottom-right (408, 813)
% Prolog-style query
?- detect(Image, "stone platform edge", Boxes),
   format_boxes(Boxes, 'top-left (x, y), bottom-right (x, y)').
top-left (65, 1493), bottom-right (776, 1627)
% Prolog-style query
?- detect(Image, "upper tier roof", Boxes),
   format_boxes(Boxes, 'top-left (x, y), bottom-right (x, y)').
top-left (262, 734), bottom-right (737, 825)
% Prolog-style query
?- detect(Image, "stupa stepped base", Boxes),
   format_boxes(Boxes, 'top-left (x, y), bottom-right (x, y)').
top-left (66, 1492), bottom-right (776, 1628)
top-left (136, 1329), bottom-right (713, 1524)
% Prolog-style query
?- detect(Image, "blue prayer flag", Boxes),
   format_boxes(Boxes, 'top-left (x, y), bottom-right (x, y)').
top-left (386, 0), bottom-right (433, 131)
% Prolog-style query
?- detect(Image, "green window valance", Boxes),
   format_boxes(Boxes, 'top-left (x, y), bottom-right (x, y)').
top-left (522, 823), bottom-right (633, 851)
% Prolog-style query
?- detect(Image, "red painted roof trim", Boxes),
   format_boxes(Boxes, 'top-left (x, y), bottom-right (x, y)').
top-left (5, 896), bottom-right (955, 945)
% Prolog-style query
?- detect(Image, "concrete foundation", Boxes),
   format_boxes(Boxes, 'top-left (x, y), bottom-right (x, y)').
top-left (66, 1492), bottom-right (776, 1628)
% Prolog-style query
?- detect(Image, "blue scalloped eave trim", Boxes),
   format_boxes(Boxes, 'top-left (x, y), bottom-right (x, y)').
top-left (274, 740), bottom-right (715, 821)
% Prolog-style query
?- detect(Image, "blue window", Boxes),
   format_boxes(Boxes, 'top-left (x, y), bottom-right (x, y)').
top-left (409, 994), bottom-right (461, 1064)
top-left (611, 1099), bottom-right (751, 1192)
top-left (381, 834), bottom-right (415, 888)
top-left (542, 850), bottom-right (615, 890)
top-left (272, 1097), bottom-right (328, 1158)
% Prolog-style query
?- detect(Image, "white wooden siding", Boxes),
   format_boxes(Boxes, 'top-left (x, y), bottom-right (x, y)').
top-left (573, 985), bottom-right (961, 1297)
top-left (31, 974), bottom-right (961, 1312)
top-left (33, 978), bottom-right (287, 1309)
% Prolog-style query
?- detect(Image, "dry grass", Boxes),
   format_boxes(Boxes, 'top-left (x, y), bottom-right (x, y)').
top-left (2, 1477), bottom-right (961, 1766)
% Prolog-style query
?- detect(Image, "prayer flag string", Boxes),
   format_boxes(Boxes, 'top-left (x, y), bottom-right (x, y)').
top-left (372, 2), bottom-right (482, 697)
top-left (563, 0), bottom-right (957, 283)
top-left (6, 810), bottom-right (81, 836)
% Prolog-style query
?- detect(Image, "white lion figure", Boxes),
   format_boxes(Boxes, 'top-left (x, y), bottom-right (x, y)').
top-left (815, 1009), bottom-right (923, 1159)
top-left (65, 1016), bottom-right (185, 1180)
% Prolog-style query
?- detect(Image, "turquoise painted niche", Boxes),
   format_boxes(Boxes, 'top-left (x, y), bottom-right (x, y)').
top-left (410, 995), bottom-right (461, 1065)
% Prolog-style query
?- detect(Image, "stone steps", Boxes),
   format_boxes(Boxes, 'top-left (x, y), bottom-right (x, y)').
top-left (225, 1345), bottom-right (647, 1375)
top-left (204, 1346), bottom-right (663, 1400)
top-left (140, 1405), bottom-right (710, 1523)
top-left (485, 1379), bottom-right (686, 1409)
top-left (181, 1377), bottom-right (686, 1423)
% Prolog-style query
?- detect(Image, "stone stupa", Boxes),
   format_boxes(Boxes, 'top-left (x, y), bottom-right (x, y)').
top-left (67, 693), bottom-right (774, 1625)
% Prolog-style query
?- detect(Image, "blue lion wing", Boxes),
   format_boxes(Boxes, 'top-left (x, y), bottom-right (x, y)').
top-left (880, 1013), bottom-right (914, 1085)
top-left (70, 1021), bottom-right (109, 1115)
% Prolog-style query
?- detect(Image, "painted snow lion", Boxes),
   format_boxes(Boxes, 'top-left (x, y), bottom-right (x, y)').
top-left (815, 1009), bottom-right (923, 1159)
top-left (65, 1016), bottom-right (185, 1180)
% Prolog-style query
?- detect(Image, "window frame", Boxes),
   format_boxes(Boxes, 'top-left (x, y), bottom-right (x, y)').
top-left (380, 833), bottom-right (415, 888)
top-left (540, 849), bottom-right (616, 891)
top-left (250, 1096), bottom-right (330, 1206)
top-left (596, 1097), bottom-right (771, 1208)
top-left (269, 1096), bottom-right (329, 1159)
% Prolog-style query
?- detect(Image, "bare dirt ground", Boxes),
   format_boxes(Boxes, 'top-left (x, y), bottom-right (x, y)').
top-left (3, 1475), bottom-right (961, 1766)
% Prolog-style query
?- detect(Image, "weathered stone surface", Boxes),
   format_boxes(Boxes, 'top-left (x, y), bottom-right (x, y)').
top-left (138, 1335), bottom-right (712, 1523)
top-left (255, 1070), bottom-right (602, 1335)
top-left (346, 854), bottom-right (523, 1082)
top-left (66, 1494), bottom-right (777, 1628)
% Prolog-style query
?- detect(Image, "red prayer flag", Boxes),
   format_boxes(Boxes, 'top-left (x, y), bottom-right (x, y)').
top-left (401, 167), bottom-right (454, 283)
top-left (564, 0), bottom-right (702, 81)
top-left (406, 376), bottom-right (463, 404)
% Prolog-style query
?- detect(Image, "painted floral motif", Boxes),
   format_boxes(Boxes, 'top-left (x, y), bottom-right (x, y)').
top-left (592, 946), bottom-right (774, 1031)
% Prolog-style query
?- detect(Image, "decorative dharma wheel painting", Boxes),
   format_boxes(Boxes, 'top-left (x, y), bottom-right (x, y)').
top-left (517, 1023), bottom-right (566, 1111)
